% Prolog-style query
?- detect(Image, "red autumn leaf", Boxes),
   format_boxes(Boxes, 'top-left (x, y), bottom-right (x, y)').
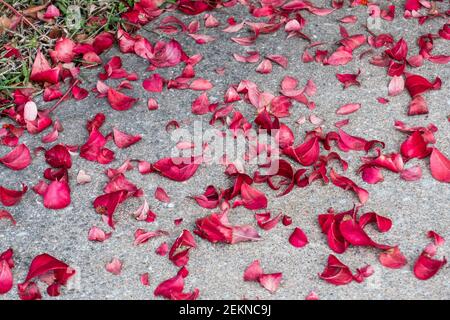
top-left (107, 88), bottom-right (137, 111)
top-left (169, 230), bottom-right (196, 267)
top-left (155, 186), bottom-right (170, 203)
top-left (413, 251), bottom-right (447, 281)
top-left (112, 128), bottom-right (141, 149)
top-left (336, 103), bottom-right (361, 115)
top-left (429, 148), bottom-right (450, 183)
top-left (0, 183), bottom-right (27, 207)
top-left (142, 74), bottom-right (164, 92)
top-left (105, 258), bottom-right (122, 275)
top-left (379, 247), bottom-right (408, 269)
top-left (319, 254), bottom-right (354, 286)
top-left (153, 157), bottom-right (200, 182)
top-left (289, 227), bottom-right (309, 248)
top-left (0, 144), bottom-right (32, 171)
top-left (330, 169), bottom-right (369, 204)
top-left (18, 253), bottom-right (75, 299)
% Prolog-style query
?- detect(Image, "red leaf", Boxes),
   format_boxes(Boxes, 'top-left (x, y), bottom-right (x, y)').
top-left (289, 227), bottom-right (309, 248)
top-left (0, 144), bottom-right (32, 171)
top-left (430, 148), bottom-right (450, 183)
top-left (112, 128), bottom-right (141, 149)
top-left (0, 183), bottom-right (27, 207)
top-left (107, 88), bottom-right (137, 111)
top-left (379, 247), bottom-right (408, 269)
top-left (339, 214), bottom-right (391, 249)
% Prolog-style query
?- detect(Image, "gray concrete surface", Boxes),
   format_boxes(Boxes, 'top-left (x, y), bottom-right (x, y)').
top-left (1, 2), bottom-right (450, 299)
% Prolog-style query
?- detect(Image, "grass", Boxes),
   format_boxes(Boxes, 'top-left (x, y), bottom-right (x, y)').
top-left (0, 0), bottom-right (137, 108)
